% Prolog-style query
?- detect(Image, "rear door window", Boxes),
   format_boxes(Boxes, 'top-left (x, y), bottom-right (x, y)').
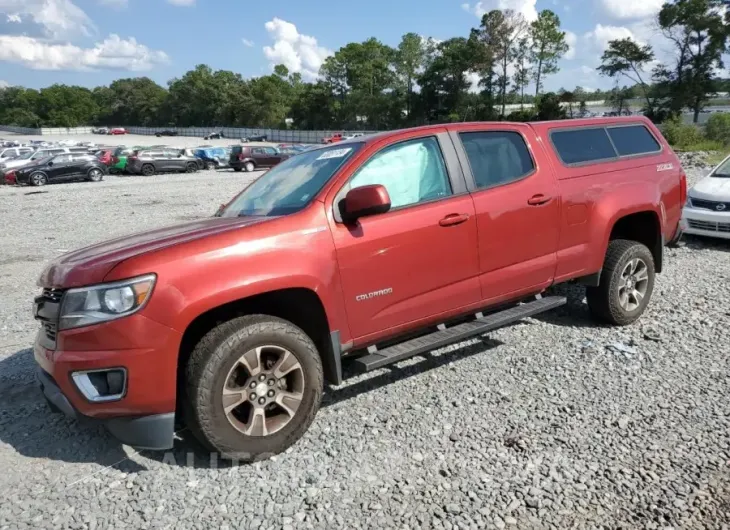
top-left (607, 125), bottom-right (661, 156)
top-left (551, 128), bottom-right (617, 165)
top-left (458, 131), bottom-right (535, 189)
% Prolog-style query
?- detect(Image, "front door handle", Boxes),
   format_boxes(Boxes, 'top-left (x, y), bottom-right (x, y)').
top-left (439, 213), bottom-right (470, 227)
top-left (527, 194), bottom-right (552, 206)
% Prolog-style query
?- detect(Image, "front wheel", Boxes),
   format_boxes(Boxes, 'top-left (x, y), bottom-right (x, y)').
top-left (586, 239), bottom-right (655, 326)
top-left (186, 162), bottom-right (197, 173)
top-left (186, 315), bottom-right (323, 461)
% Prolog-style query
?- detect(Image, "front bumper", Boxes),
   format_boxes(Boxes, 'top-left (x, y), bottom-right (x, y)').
top-left (33, 310), bottom-right (182, 450)
top-left (36, 368), bottom-right (175, 450)
top-left (681, 206), bottom-right (730, 240)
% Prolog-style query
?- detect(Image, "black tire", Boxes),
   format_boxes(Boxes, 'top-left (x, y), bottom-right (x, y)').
top-left (233, 167), bottom-right (243, 172)
top-left (141, 164), bottom-right (155, 176)
top-left (186, 162), bottom-right (197, 173)
top-left (244, 161), bottom-right (255, 172)
top-left (30, 172), bottom-right (47, 186)
top-left (87, 168), bottom-right (104, 182)
top-left (185, 315), bottom-right (323, 461)
top-left (586, 239), bottom-right (655, 326)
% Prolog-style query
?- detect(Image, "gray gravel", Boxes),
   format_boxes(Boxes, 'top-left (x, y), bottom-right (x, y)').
top-left (1, 163), bottom-right (730, 529)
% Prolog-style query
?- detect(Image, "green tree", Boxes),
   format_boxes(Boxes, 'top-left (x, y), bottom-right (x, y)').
top-left (559, 90), bottom-right (575, 118)
top-left (598, 38), bottom-right (655, 111)
top-left (512, 36), bottom-right (531, 109)
top-left (37, 85), bottom-right (99, 127)
top-left (530, 10), bottom-right (569, 98)
top-left (657, 0), bottom-right (730, 122)
top-left (490, 9), bottom-right (528, 116)
top-left (395, 33), bottom-right (426, 122)
top-left (536, 92), bottom-right (566, 120)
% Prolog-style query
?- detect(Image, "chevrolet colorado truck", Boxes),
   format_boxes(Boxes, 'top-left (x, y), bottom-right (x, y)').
top-left (34, 117), bottom-right (686, 461)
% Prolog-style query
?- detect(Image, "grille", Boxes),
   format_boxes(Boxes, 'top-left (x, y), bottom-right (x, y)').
top-left (42, 288), bottom-right (63, 303)
top-left (687, 219), bottom-right (730, 232)
top-left (690, 198), bottom-right (730, 211)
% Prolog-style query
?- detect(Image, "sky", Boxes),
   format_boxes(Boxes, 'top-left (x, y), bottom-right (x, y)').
top-left (0, 0), bottom-right (674, 93)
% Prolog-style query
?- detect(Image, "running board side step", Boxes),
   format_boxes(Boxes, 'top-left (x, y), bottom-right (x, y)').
top-left (354, 296), bottom-right (566, 372)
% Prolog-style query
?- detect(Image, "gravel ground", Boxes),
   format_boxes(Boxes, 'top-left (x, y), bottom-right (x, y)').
top-left (1, 162), bottom-right (729, 529)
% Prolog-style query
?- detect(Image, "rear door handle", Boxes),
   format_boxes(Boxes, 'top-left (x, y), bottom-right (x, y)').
top-left (439, 213), bottom-right (470, 227)
top-left (527, 194), bottom-right (552, 206)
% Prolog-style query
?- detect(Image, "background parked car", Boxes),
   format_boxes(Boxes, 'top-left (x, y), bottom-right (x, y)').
top-left (92, 127), bottom-right (109, 134)
top-left (204, 131), bottom-right (225, 140)
top-left (0, 146), bottom-right (33, 160)
top-left (193, 146), bottom-right (229, 169)
top-left (240, 135), bottom-right (267, 142)
top-left (179, 148), bottom-right (206, 170)
top-left (229, 145), bottom-right (290, 172)
top-left (156, 130), bottom-right (178, 137)
top-left (109, 128), bottom-right (127, 135)
top-left (110, 146), bottom-right (146, 173)
top-left (95, 149), bottom-right (114, 166)
top-left (322, 133), bottom-right (343, 144)
top-left (126, 148), bottom-right (200, 176)
top-left (681, 153), bottom-right (730, 240)
top-left (13, 153), bottom-right (107, 186)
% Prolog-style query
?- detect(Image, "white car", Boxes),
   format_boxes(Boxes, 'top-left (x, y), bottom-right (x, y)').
top-left (680, 155), bottom-right (730, 240)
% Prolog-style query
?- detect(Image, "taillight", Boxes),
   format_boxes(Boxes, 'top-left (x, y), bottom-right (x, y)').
top-left (679, 170), bottom-right (687, 205)
top-left (238, 153), bottom-right (244, 161)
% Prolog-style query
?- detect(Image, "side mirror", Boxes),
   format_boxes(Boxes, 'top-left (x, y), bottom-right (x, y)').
top-left (341, 184), bottom-right (391, 223)
top-left (47, 161), bottom-right (54, 166)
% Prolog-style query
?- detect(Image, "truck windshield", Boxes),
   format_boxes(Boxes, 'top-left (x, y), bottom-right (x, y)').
top-left (220, 143), bottom-right (363, 217)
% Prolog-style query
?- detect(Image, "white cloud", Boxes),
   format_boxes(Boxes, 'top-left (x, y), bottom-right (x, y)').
top-left (564, 30), bottom-right (576, 60)
top-left (167, 0), bottom-right (195, 5)
top-left (462, 0), bottom-right (538, 22)
top-left (0, 80), bottom-right (9, 88)
top-left (263, 17), bottom-right (332, 81)
top-left (0, 34), bottom-right (169, 71)
top-left (600, 0), bottom-right (664, 20)
top-left (0, 0), bottom-right (95, 40)
top-left (241, 38), bottom-right (254, 47)
top-left (584, 24), bottom-right (636, 53)
top-left (6, 13), bottom-right (20, 22)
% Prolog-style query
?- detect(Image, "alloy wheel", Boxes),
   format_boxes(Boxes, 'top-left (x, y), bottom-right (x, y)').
top-left (222, 345), bottom-right (304, 437)
top-left (617, 258), bottom-right (649, 312)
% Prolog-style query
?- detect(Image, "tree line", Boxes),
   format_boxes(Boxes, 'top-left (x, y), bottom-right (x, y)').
top-left (1, 0), bottom-right (728, 130)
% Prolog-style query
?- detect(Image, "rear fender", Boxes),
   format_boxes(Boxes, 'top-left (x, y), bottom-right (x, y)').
top-left (588, 182), bottom-right (663, 272)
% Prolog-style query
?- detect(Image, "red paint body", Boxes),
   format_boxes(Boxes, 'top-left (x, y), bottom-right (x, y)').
top-left (34, 117), bottom-right (684, 421)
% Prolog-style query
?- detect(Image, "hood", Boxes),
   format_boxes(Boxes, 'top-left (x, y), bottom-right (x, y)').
top-left (690, 175), bottom-right (730, 202)
top-left (39, 216), bottom-right (273, 288)
top-left (3, 158), bottom-right (34, 170)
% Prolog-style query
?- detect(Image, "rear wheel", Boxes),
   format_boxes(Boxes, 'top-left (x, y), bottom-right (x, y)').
top-left (233, 167), bottom-right (243, 172)
top-left (186, 315), bottom-right (323, 461)
top-left (30, 172), bottom-right (47, 186)
top-left (87, 168), bottom-right (104, 182)
top-left (141, 164), bottom-right (155, 176)
top-left (586, 239), bottom-right (655, 326)
top-left (206, 161), bottom-right (217, 171)
top-left (244, 161), bottom-right (255, 172)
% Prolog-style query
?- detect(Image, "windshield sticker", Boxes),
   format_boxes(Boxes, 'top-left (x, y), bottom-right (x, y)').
top-left (317, 148), bottom-right (352, 160)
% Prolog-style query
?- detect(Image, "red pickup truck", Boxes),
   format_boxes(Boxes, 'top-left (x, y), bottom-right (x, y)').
top-left (33, 117), bottom-right (685, 460)
top-left (322, 133), bottom-right (343, 144)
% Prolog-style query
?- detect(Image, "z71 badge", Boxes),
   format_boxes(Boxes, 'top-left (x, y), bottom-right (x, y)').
top-left (656, 163), bottom-right (674, 172)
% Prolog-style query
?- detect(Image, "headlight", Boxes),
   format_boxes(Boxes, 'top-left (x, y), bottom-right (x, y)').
top-left (59, 274), bottom-right (156, 330)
